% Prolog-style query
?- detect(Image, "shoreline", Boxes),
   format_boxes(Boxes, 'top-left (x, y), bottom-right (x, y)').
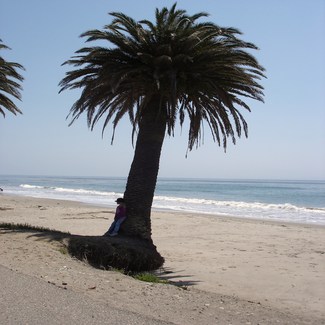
top-left (3, 192), bottom-right (325, 229)
top-left (1, 194), bottom-right (325, 324)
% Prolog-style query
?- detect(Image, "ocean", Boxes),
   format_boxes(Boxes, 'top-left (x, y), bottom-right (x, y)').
top-left (1, 175), bottom-right (324, 225)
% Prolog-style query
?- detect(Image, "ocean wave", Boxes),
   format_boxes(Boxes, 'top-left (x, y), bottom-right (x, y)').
top-left (20, 184), bottom-right (49, 189)
top-left (20, 184), bottom-right (117, 197)
top-left (153, 195), bottom-right (325, 215)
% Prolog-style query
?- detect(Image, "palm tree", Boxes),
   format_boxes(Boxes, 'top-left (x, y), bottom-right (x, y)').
top-left (0, 40), bottom-right (24, 117)
top-left (60, 4), bottom-right (265, 244)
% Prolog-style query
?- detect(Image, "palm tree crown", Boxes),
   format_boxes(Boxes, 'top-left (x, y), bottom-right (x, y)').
top-left (0, 39), bottom-right (24, 117)
top-left (59, 3), bottom-right (265, 151)
top-left (60, 4), bottom-right (266, 244)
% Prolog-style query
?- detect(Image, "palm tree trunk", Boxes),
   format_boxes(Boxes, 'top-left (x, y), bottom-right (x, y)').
top-left (122, 100), bottom-right (167, 241)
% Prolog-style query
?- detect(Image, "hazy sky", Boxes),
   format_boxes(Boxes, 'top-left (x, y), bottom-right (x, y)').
top-left (1, 0), bottom-right (324, 180)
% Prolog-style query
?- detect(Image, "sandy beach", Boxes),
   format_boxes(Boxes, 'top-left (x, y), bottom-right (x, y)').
top-left (1, 194), bottom-right (324, 324)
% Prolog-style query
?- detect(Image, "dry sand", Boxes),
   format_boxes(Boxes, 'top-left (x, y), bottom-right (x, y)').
top-left (0, 194), bottom-right (324, 324)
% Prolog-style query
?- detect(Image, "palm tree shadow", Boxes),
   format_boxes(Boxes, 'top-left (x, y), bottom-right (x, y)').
top-left (153, 267), bottom-right (201, 288)
top-left (0, 226), bottom-right (69, 242)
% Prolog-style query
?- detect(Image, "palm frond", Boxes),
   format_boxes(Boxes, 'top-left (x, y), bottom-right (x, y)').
top-left (0, 40), bottom-right (24, 117)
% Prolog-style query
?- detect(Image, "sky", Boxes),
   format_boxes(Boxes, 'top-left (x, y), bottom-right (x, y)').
top-left (1, 0), bottom-right (324, 180)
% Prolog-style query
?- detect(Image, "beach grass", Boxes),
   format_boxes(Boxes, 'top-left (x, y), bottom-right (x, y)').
top-left (132, 272), bottom-right (169, 284)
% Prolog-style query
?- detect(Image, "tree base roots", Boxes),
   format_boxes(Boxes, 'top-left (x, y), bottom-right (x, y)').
top-left (67, 235), bottom-right (165, 272)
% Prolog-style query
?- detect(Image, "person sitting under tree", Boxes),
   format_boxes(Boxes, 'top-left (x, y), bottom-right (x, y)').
top-left (104, 198), bottom-right (127, 237)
